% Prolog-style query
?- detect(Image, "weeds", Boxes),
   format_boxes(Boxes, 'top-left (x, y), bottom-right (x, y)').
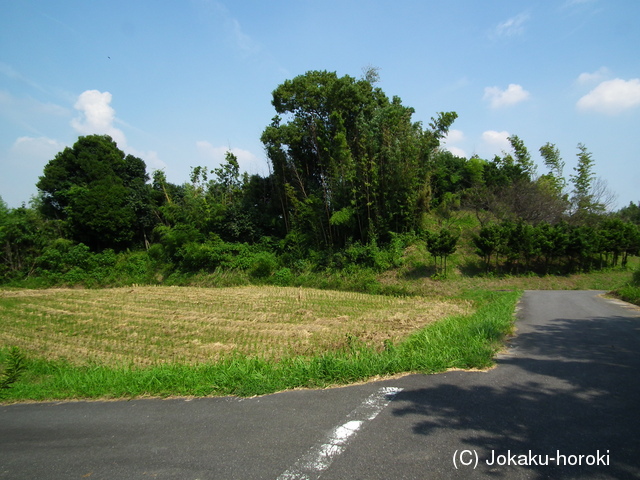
top-left (0, 347), bottom-right (26, 396)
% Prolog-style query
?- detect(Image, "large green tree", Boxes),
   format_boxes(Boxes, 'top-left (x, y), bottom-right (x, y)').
top-left (261, 70), bottom-right (456, 251)
top-left (37, 135), bottom-right (154, 250)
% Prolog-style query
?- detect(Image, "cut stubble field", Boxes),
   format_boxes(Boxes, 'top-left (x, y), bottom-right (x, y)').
top-left (0, 286), bottom-right (470, 368)
top-left (0, 285), bottom-right (522, 400)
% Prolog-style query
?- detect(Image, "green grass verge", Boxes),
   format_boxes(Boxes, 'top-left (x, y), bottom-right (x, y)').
top-left (0, 290), bottom-right (521, 402)
top-left (611, 284), bottom-right (640, 306)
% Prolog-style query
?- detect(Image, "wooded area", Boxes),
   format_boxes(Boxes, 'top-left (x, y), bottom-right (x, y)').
top-left (2, 70), bottom-right (639, 286)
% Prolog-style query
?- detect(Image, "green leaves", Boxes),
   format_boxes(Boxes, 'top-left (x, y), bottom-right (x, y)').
top-left (426, 228), bottom-right (460, 275)
top-left (473, 219), bottom-right (640, 273)
top-left (262, 70), bottom-right (458, 252)
top-left (570, 143), bottom-right (602, 218)
top-left (37, 135), bottom-right (153, 251)
top-left (0, 347), bottom-right (26, 395)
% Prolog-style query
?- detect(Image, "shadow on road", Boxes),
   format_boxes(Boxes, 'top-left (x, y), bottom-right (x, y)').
top-left (391, 312), bottom-right (640, 479)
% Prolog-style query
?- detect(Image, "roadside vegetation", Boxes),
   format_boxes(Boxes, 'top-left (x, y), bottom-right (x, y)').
top-left (610, 265), bottom-right (640, 306)
top-left (1, 68), bottom-right (639, 401)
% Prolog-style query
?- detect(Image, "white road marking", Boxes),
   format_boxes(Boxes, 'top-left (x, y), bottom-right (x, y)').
top-left (277, 387), bottom-right (402, 480)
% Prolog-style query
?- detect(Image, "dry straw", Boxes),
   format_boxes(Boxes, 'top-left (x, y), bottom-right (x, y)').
top-left (0, 286), bottom-right (469, 366)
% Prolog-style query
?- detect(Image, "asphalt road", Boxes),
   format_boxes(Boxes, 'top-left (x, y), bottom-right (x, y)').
top-left (1, 290), bottom-right (639, 479)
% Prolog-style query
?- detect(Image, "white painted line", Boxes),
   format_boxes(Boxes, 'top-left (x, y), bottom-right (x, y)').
top-left (277, 387), bottom-right (403, 480)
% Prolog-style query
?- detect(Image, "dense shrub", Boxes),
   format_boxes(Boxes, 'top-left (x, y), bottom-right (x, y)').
top-left (34, 240), bottom-right (117, 285)
top-left (249, 251), bottom-right (278, 279)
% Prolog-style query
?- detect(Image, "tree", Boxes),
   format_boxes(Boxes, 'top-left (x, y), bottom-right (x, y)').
top-left (539, 142), bottom-right (567, 194)
top-left (535, 221), bottom-right (569, 273)
top-left (618, 201), bottom-right (640, 225)
top-left (261, 70), bottom-right (456, 251)
top-left (0, 203), bottom-right (55, 278)
top-left (569, 143), bottom-right (603, 221)
top-left (37, 135), bottom-right (154, 251)
top-left (598, 218), bottom-right (640, 267)
top-left (473, 223), bottom-right (503, 272)
top-left (426, 228), bottom-right (459, 275)
top-left (507, 135), bottom-right (536, 180)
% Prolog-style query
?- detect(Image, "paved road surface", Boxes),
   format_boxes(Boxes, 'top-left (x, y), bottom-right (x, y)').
top-left (1, 290), bottom-right (639, 479)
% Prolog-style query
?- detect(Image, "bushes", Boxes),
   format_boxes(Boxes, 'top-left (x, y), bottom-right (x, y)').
top-left (34, 240), bottom-right (117, 285)
top-left (249, 251), bottom-right (278, 279)
top-left (332, 235), bottom-right (408, 273)
top-left (425, 228), bottom-right (459, 275)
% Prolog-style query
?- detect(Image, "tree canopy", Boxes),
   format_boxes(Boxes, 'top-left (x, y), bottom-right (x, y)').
top-left (261, 70), bottom-right (457, 252)
top-left (1, 70), bottom-right (637, 286)
top-left (37, 135), bottom-right (153, 251)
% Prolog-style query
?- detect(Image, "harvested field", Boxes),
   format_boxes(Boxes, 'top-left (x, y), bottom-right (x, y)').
top-left (0, 286), bottom-right (470, 366)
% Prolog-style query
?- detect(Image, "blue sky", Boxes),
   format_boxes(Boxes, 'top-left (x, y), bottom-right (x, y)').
top-left (1, 0), bottom-right (639, 209)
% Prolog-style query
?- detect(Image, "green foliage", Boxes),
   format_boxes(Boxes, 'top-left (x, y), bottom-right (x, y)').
top-left (426, 228), bottom-right (459, 275)
top-left (617, 201), bottom-right (640, 225)
top-left (37, 135), bottom-right (154, 251)
top-left (273, 267), bottom-right (294, 286)
top-left (249, 251), bottom-right (279, 279)
top-left (175, 239), bottom-right (254, 272)
top-left (0, 203), bottom-right (57, 280)
top-left (570, 143), bottom-right (603, 220)
top-left (507, 135), bottom-right (536, 180)
top-left (33, 239), bottom-right (118, 285)
top-left (472, 218), bottom-right (639, 274)
top-left (539, 142), bottom-right (566, 193)
top-left (472, 223), bottom-right (503, 271)
top-left (0, 347), bottom-right (26, 396)
top-left (261, 69), bottom-right (457, 252)
top-left (2, 74), bottom-right (637, 289)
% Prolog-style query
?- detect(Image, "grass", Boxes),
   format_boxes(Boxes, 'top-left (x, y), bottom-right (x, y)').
top-left (2, 255), bottom-right (634, 402)
top-left (610, 284), bottom-right (640, 306)
top-left (0, 287), bottom-right (518, 402)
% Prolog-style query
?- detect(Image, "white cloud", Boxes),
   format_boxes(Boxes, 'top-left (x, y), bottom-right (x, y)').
top-left (0, 136), bottom-right (67, 207)
top-left (136, 149), bottom-right (165, 172)
top-left (441, 129), bottom-right (467, 157)
top-left (483, 84), bottom-right (531, 108)
top-left (8, 136), bottom-right (61, 177)
top-left (444, 129), bottom-right (465, 144)
top-left (228, 18), bottom-right (260, 56)
top-left (481, 130), bottom-right (511, 154)
top-left (445, 146), bottom-right (467, 158)
top-left (576, 67), bottom-right (611, 85)
top-left (70, 89), bottom-right (164, 170)
top-left (203, 1), bottom-right (261, 57)
top-left (494, 13), bottom-right (530, 38)
top-left (11, 136), bottom-right (64, 156)
top-left (196, 141), bottom-right (267, 175)
top-left (71, 90), bottom-right (126, 145)
top-left (0, 89), bottom-right (68, 135)
top-left (577, 78), bottom-right (640, 115)
top-left (0, 61), bottom-right (48, 94)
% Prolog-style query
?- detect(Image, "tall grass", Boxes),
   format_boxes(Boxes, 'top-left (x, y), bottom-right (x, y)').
top-left (0, 289), bottom-right (520, 401)
top-left (610, 266), bottom-right (640, 306)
